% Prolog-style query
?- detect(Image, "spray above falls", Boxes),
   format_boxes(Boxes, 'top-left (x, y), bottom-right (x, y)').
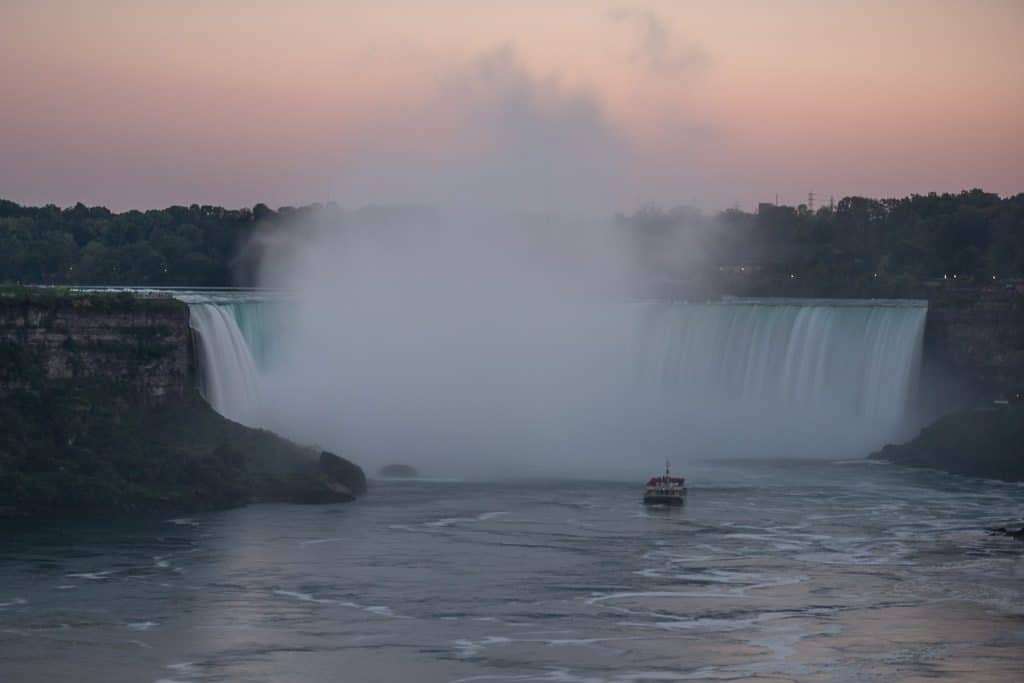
top-left (179, 200), bottom-right (928, 477)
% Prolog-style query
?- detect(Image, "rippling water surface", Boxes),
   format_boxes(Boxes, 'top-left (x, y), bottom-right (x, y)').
top-left (1, 460), bottom-right (1022, 682)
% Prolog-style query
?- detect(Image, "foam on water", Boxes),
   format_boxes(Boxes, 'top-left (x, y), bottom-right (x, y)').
top-left (126, 621), bottom-right (158, 631)
top-left (65, 571), bottom-right (115, 581)
top-left (272, 589), bottom-right (334, 605)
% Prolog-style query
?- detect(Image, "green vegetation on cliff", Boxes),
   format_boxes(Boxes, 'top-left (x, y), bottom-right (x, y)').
top-left (0, 284), bottom-right (185, 312)
top-left (870, 407), bottom-right (1024, 482)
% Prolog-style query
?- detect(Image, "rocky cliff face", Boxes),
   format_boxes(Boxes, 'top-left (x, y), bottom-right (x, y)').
top-left (0, 287), bottom-right (366, 517)
top-left (870, 406), bottom-right (1024, 481)
top-left (873, 290), bottom-right (1024, 481)
top-left (923, 291), bottom-right (1024, 401)
top-left (0, 289), bottom-right (189, 403)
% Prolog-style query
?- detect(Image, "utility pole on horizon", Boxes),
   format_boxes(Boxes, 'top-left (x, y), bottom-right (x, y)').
top-left (808, 191), bottom-right (815, 211)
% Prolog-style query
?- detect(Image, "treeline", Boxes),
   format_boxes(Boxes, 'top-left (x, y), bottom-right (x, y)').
top-left (1, 190), bottom-right (1022, 296)
top-left (619, 189), bottom-right (1024, 298)
top-left (0, 200), bottom-right (331, 287)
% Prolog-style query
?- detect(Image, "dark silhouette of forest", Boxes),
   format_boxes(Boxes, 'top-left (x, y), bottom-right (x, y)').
top-left (620, 189), bottom-right (1024, 298)
top-left (1, 190), bottom-right (1022, 298)
top-left (0, 199), bottom-right (307, 287)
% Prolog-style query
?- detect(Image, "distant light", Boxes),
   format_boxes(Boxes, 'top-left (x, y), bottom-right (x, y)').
top-left (873, 273), bottom-right (878, 277)
top-left (789, 273), bottom-right (795, 279)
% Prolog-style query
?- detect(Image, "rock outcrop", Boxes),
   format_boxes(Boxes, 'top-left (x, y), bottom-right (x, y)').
top-left (923, 291), bottom-right (1024, 400)
top-left (0, 287), bottom-right (189, 402)
top-left (320, 452), bottom-right (368, 495)
top-left (379, 464), bottom-right (420, 478)
top-left (869, 406), bottom-right (1024, 481)
top-left (987, 527), bottom-right (1024, 540)
top-left (0, 287), bottom-right (366, 517)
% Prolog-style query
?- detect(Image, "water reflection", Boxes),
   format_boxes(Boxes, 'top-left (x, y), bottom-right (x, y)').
top-left (1, 462), bottom-right (1021, 682)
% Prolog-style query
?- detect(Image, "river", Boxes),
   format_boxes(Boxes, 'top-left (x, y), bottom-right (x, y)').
top-left (2, 459), bottom-right (1021, 682)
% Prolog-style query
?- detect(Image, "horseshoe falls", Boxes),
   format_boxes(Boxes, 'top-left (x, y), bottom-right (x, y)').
top-left (632, 300), bottom-right (927, 421)
top-left (182, 295), bottom-right (927, 471)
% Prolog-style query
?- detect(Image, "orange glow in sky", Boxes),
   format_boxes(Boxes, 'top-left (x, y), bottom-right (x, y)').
top-left (1, 0), bottom-right (1021, 211)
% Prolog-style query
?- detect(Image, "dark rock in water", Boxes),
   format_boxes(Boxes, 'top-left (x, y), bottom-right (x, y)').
top-left (987, 527), bottom-right (1024, 540)
top-left (379, 464), bottom-right (419, 478)
top-left (869, 406), bottom-right (1024, 482)
top-left (320, 451), bottom-right (368, 496)
top-left (252, 451), bottom-right (367, 505)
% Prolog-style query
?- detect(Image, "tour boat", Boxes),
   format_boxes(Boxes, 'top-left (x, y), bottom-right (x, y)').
top-left (643, 462), bottom-right (686, 506)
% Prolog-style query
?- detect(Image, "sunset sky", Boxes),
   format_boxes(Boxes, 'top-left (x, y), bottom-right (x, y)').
top-left (2, 0), bottom-right (1022, 213)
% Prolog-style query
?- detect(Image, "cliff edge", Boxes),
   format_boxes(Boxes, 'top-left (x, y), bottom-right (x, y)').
top-left (869, 406), bottom-right (1024, 482)
top-left (0, 287), bottom-right (365, 517)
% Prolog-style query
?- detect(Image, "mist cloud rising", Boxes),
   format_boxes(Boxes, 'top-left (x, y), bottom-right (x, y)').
top-left (235, 44), bottom-right (917, 479)
top-left (336, 45), bottom-right (635, 215)
top-left (246, 48), bottom-right (702, 478)
top-left (609, 8), bottom-right (709, 76)
top-left (242, 202), bottom-right (921, 480)
top-left (252, 208), bottom-right (650, 478)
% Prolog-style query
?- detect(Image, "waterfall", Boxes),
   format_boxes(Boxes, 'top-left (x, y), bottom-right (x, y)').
top-left (182, 295), bottom-right (927, 459)
top-left (632, 300), bottom-right (927, 422)
top-left (187, 303), bottom-right (261, 425)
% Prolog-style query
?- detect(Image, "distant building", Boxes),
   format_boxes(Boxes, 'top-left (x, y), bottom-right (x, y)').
top-left (757, 202), bottom-right (796, 220)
